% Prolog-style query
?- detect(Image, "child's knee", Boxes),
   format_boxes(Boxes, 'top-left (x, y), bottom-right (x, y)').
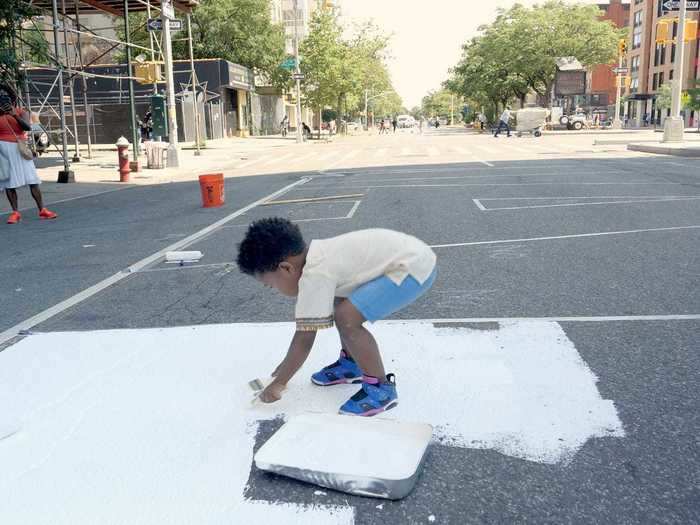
top-left (334, 300), bottom-right (364, 334)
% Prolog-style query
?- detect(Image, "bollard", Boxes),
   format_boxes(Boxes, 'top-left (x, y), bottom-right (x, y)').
top-left (116, 136), bottom-right (131, 183)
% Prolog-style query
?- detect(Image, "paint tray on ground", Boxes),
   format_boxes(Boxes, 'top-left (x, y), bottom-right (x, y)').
top-left (254, 413), bottom-right (433, 499)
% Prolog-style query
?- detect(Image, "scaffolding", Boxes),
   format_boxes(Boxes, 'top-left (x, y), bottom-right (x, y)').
top-left (1, 0), bottom-right (199, 181)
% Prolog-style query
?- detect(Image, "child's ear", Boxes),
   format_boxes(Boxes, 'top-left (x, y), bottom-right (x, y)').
top-left (278, 261), bottom-right (294, 274)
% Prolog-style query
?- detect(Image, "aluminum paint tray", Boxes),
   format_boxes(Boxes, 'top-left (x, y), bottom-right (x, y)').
top-left (254, 413), bottom-right (433, 499)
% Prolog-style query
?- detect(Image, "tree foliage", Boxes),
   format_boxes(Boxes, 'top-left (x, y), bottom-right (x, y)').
top-left (0, 1), bottom-right (46, 85)
top-left (447, 1), bottom-right (624, 112)
top-left (300, 9), bottom-right (401, 121)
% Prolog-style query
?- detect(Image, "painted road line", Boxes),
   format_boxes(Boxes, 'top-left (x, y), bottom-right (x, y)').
top-left (345, 199), bottom-right (362, 218)
top-left (473, 156), bottom-right (494, 167)
top-left (480, 196), bottom-right (700, 211)
top-left (429, 225), bottom-right (700, 249)
top-left (472, 198), bottom-right (487, 211)
top-left (384, 314), bottom-right (700, 323)
top-left (0, 177), bottom-right (311, 347)
top-left (400, 147), bottom-right (411, 156)
top-left (301, 182), bottom-right (682, 190)
top-left (285, 151), bottom-right (317, 165)
top-left (0, 185), bottom-right (137, 217)
top-left (472, 143), bottom-right (498, 155)
top-left (324, 149), bottom-right (359, 170)
top-left (477, 195), bottom-right (699, 200)
top-left (427, 146), bottom-right (440, 157)
top-left (314, 150), bottom-right (338, 162)
top-left (452, 146), bottom-right (469, 155)
top-left (374, 148), bottom-right (387, 158)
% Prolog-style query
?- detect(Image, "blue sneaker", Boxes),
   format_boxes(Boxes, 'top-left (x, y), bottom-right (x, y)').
top-left (311, 350), bottom-right (363, 386)
top-left (339, 374), bottom-right (398, 417)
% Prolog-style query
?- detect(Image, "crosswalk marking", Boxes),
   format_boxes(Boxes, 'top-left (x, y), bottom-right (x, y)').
top-left (427, 146), bottom-right (440, 157)
top-left (260, 152), bottom-right (295, 166)
top-left (401, 147), bottom-right (411, 156)
top-left (452, 146), bottom-right (469, 155)
top-left (374, 148), bottom-right (387, 158)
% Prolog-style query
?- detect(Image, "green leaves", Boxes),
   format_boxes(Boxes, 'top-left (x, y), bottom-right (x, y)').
top-left (448, 1), bottom-right (623, 111)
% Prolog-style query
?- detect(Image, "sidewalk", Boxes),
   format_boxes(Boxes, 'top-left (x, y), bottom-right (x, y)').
top-left (627, 140), bottom-right (700, 157)
top-left (34, 135), bottom-right (302, 186)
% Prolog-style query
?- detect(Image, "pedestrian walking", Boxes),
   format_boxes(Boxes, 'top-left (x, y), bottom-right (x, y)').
top-left (280, 115), bottom-right (289, 137)
top-left (493, 107), bottom-right (512, 137)
top-left (419, 117), bottom-right (425, 134)
top-left (379, 119), bottom-right (387, 135)
top-left (478, 112), bottom-right (487, 133)
top-left (0, 83), bottom-right (56, 224)
top-left (391, 116), bottom-right (397, 133)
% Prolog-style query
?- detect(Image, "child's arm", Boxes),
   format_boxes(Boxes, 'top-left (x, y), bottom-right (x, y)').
top-left (259, 330), bottom-right (317, 403)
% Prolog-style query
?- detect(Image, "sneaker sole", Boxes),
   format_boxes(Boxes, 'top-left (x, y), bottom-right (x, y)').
top-left (338, 401), bottom-right (398, 417)
top-left (311, 376), bottom-right (363, 386)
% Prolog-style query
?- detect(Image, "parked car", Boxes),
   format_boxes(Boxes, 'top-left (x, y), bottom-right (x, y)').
top-left (29, 122), bottom-right (50, 156)
top-left (396, 114), bottom-right (415, 128)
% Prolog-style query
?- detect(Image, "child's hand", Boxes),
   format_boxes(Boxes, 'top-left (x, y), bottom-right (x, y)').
top-left (259, 381), bottom-right (285, 403)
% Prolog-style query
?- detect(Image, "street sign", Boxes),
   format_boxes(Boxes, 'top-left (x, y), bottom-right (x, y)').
top-left (281, 57), bottom-right (297, 70)
top-left (146, 18), bottom-right (182, 31)
top-left (292, 73), bottom-right (305, 80)
top-left (662, 0), bottom-right (700, 12)
top-left (612, 67), bottom-right (628, 74)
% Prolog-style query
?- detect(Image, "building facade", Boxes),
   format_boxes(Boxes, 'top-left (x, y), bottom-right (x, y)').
top-left (625, 0), bottom-right (700, 127)
top-left (588, 0), bottom-right (631, 108)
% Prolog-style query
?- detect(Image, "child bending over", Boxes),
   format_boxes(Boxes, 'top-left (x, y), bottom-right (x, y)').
top-left (236, 218), bottom-right (436, 416)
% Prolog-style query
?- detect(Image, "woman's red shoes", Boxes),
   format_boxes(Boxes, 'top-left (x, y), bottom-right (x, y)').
top-left (39, 208), bottom-right (57, 220)
top-left (6, 211), bottom-right (21, 224)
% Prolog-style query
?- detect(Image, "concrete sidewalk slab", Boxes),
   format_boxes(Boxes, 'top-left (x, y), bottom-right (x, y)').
top-left (627, 141), bottom-right (700, 157)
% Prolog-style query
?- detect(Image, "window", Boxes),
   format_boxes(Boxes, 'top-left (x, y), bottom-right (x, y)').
top-left (630, 77), bottom-right (640, 93)
top-left (660, 44), bottom-right (666, 65)
top-left (669, 69), bottom-right (674, 80)
top-left (631, 55), bottom-right (641, 73)
top-left (654, 44), bottom-right (661, 66)
top-left (671, 43), bottom-right (676, 62)
top-left (659, 72), bottom-right (664, 87)
top-left (633, 27), bottom-right (643, 49)
top-left (653, 73), bottom-right (658, 90)
top-left (657, 0), bottom-right (663, 17)
top-left (633, 10), bottom-right (643, 27)
top-left (672, 21), bottom-right (678, 38)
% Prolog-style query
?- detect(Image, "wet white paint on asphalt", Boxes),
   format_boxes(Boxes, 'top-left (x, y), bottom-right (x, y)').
top-left (0, 320), bottom-right (624, 523)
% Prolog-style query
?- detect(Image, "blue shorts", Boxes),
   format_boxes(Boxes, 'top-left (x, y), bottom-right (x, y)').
top-left (349, 268), bottom-right (437, 322)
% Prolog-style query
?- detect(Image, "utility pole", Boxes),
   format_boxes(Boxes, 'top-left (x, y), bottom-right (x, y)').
top-left (123, 0), bottom-right (140, 168)
top-left (293, 0), bottom-right (303, 143)
top-left (663, 0), bottom-right (687, 142)
top-left (161, 0), bottom-right (180, 166)
top-left (74, 0), bottom-right (92, 159)
top-left (450, 93), bottom-right (455, 125)
top-left (364, 89), bottom-right (368, 130)
top-left (613, 39), bottom-right (625, 129)
top-left (187, 13), bottom-right (201, 156)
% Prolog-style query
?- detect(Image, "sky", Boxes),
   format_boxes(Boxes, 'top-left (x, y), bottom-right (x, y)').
top-left (338, 0), bottom-right (605, 109)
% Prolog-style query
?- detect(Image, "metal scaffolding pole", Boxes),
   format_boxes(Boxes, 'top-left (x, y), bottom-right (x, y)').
top-left (186, 13), bottom-right (201, 155)
top-left (50, 0), bottom-right (73, 182)
top-left (74, 0), bottom-right (92, 159)
top-left (161, 0), bottom-right (180, 167)
top-left (62, 0), bottom-right (81, 162)
top-left (123, 0), bottom-right (141, 167)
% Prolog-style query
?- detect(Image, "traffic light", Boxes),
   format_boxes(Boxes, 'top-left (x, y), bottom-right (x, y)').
top-left (656, 20), bottom-right (671, 44)
top-left (618, 39), bottom-right (627, 55)
top-left (684, 19), bottom-right (698, 42)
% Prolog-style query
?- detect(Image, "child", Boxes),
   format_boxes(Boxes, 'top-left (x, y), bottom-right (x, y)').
top-left (236, 218), bottom-right (437, 416)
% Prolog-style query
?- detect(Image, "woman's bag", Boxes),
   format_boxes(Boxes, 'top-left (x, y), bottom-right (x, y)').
top-left (9, 120), bottom-right (33, 160)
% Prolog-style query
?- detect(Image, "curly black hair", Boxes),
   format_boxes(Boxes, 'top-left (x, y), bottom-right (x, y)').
top-left (236, 217), bottom-right (305, 275)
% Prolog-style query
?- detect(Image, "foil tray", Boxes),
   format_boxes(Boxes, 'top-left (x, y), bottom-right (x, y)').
top-left (254, 413), bottom-right (433, 499)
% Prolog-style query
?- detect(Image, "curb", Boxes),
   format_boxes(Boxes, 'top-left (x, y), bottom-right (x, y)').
top-left (627, 143), bottom-right (700, 157)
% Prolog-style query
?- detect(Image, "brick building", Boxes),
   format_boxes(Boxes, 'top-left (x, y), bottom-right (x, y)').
top-left (588, 1), bottom-right (631, 109)
top-left (625, 0), bottom-right (700, 127)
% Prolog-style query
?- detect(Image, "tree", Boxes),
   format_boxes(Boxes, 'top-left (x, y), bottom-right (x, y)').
top-left (447, 1), bottom-right (624, 111)
top-left (421, 88), bottom-right (457, 120)
top-left (0, 1), bottom-right (46, 86)
top-left (656, 83), bottom-right (690, 111)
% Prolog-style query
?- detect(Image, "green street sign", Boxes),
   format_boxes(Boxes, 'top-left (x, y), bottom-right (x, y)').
top-left (281, 57), bottom-right (297, 70)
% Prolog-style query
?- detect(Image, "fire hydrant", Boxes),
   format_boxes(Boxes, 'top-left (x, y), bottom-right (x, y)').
top-left (116, 136), bottom-right (131, 183)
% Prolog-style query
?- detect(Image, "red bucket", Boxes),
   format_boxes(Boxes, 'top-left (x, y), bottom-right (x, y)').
top-left (198, 173), bottom-right (225, 208)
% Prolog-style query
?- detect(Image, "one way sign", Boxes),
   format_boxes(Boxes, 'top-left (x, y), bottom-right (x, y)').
top-left (662, 0), bottom-right (700, 11)
top-left (146, 18), bottom-right (183, 31)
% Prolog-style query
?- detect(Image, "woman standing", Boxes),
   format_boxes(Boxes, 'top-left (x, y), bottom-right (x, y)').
top-left (0, 83), bottom-right (56, 224)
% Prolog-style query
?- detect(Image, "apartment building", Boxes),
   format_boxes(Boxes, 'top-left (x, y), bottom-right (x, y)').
top-left (588, 1), bottom-right (631, 109)
top-left (625, 0), bottom-right (700, 126)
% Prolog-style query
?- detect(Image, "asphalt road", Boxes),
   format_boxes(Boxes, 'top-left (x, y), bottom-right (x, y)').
top-left (2, 137), bottom-right (699, 523)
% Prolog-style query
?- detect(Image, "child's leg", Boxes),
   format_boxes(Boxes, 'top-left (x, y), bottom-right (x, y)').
top-left (334, 299), bottom-right (387, 380)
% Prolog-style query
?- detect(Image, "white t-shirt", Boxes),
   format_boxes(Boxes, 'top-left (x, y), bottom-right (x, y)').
top-left (295, 229), bottom-right (437, 331)
top-left (500, 109), bottom-right (511, 123)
